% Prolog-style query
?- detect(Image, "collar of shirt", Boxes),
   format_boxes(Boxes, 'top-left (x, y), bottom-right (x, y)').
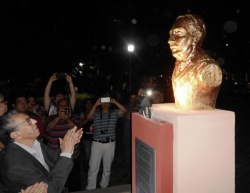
top-left (14, 140), bottom-right (38, 155)
top-left (14, 140), bottom-right (50, 171)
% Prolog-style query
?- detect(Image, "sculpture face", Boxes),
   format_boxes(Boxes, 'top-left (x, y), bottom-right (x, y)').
top-left (168, 17), bottom-right (195, 61)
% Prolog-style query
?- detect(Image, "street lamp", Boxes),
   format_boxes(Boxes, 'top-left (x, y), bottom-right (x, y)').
top-left (79, 62), bottom-right (84, 67)
top-left (79, 62), bottom-right (84, 93)
top-left (127, 44), bottom-right (134, 91)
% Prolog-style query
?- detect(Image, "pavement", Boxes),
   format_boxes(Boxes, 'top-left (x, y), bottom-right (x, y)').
top-left (78, 119), bottom-right (130, 191)
top-left (71, 184), bottom-right (131, 193)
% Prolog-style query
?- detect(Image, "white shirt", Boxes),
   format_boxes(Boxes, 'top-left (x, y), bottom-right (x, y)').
top-left (14, 140), bottom-right (73, 170)
top-left (48, 103), bottom-right (57, 116)
top-left (15, 140), bottom-right (50, 171)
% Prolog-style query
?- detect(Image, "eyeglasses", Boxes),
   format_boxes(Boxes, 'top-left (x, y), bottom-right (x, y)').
top-left (14, 117), bottom-right (32, 128)
top-left (0, 99), bottom-right (8, 104)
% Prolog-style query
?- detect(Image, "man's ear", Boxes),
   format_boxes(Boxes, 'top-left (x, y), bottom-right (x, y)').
top-left (10, 131), bottom-right (16, 139)
top-left (10, 131), bottom-right (19, 139)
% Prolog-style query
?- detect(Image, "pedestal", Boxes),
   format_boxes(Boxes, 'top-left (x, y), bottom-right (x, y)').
top-left (132, 103), bottom-right (235, 193)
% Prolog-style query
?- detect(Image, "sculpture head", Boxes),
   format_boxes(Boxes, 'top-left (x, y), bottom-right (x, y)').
top-left (168, 14), bottom-right (206, 61)
top-left (169, 14), bottom-right (222, 110)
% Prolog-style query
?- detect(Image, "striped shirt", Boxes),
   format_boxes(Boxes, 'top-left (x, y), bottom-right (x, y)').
top-left (45, 114), bottom-right (82, 159)
top-left (93, 109), bottom-right (119, 141)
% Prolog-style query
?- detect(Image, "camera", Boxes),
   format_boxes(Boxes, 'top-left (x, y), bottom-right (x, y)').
top-left (64, 107), bottom-right (71, 116)
top-left (136, 89), bottom-right (152, 105)
top-left (56, 73), bottom-right (66, 78)
top-left (36, 105), bottom-right (45, 113)
top-left (100, 129), bottom-right (108, 134)
top-left (101, 97), bottom-right (110, 103)
top-left (136, 88), bottom-right (152, 119)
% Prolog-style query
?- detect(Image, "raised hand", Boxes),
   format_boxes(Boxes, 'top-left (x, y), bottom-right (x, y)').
top-left (20, 182), bottom-right (48, 193)
top-left (49, 73), bottom-right (58, 82)
top-left (65, 74), bottom-right (73, 84)
top-left (59, 126), bottom-right (83, 153)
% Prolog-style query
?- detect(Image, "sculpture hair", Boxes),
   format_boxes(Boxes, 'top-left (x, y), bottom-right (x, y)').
top-left (177, 14), bottom-right (206, 48)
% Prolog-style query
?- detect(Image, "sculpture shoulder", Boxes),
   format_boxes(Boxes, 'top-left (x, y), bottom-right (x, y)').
top-left (192, 51), bottom-right (218, 69)
top-left (200, 60), bottom-right (222, 87)
top-left (192, 54), bottom-right (222, 87)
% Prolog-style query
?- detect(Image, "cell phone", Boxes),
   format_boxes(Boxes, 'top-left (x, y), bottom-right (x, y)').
top-left (56, 73), bottom-right (66, 78)
top-left (101, 97), bottom-right (110, 103)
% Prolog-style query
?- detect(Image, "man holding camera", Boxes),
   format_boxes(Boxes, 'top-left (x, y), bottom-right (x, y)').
top-left (44, 73), bottom-right (76, 116)
top-left (86, 95), bottom-right (127, 190)
top-left (45, 98), bottom-right (82, 192)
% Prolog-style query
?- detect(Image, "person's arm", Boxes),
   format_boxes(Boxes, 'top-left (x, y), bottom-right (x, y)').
top-left (81, 113), bottom-right (89, 126)
top-left (3, 146), bottom-right (68, 193)
top-left (66, 117), bottom-right (81, 131)
top-left (45, 116), bottom-right (60, 132)
top-left (44, 73), bottom-right (57, 112)
top-left (65, 74), bottom-right (76, 112)
top-left (3, 129), bottom-right (81, 193)
top-left (86, 98), bottom-right (101, 121)
top-left (46, 110), bottom-right (80, 132)
top-left (110, 99), bottom-right (127, 117)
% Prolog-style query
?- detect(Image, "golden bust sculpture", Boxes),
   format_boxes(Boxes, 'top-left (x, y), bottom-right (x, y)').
top-left (168, 14), bottom-right (222, 110)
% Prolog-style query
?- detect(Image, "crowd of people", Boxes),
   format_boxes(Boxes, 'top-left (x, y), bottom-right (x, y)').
top-left (0, 12), bottom-right (224, 192)
top-left (0, 72), bottom-right (165, 193)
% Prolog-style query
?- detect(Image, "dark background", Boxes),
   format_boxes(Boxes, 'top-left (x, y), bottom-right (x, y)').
top-left (0, 0), bottom-right (249, 94)
top-left (1, 2), bottom-right (250, 192)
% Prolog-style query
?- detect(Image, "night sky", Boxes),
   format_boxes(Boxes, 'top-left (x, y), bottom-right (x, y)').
top-left (1, 0), bottom-right (250, 83)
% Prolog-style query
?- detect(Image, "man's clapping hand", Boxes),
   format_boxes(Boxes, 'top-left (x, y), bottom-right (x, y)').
top-left (20, 182), bottom-right (48, 193)
top-left (59, 126), bottom-right (83, 153)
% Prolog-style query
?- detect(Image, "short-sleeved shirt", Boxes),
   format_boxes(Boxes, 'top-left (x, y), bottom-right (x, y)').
top-left (45, 114), bottom-right (82, 159)
top-left (92, 109), bottom-right (119, 141)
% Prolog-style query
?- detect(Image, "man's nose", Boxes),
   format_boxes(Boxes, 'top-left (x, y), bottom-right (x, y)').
top-left (168, 36), bottom-right (175, 44)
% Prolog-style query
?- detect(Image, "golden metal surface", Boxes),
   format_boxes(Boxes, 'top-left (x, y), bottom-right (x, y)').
top-left (168, 14), bottom-right (222, 110)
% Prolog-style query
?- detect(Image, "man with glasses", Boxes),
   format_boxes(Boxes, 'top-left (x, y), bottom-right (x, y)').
top-left (12, 96), bottom-right (45, 140)
top-left (0, 92), bottom-right (8, 117)
top-left (0, 110), bottom-right (83, 193)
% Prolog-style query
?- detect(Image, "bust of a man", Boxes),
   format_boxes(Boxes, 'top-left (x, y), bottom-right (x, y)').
top-left (168, 14), bottom-right (222, 110)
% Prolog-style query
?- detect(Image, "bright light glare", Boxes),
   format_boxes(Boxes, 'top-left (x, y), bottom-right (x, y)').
top-left (146, 90), bottom-right (152, 96)
top-left (132, 19), bottom-right (137, 24)
top-left (79, 62), bottom-right (84, 67)
top-left (175, 84), bottom-right (189, 107)
top-left (127, 44), bottom-right (134, 52)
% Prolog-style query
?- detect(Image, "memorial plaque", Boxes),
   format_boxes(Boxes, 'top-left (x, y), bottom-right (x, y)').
top-left (136, 138), bottom-right (155, 193)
